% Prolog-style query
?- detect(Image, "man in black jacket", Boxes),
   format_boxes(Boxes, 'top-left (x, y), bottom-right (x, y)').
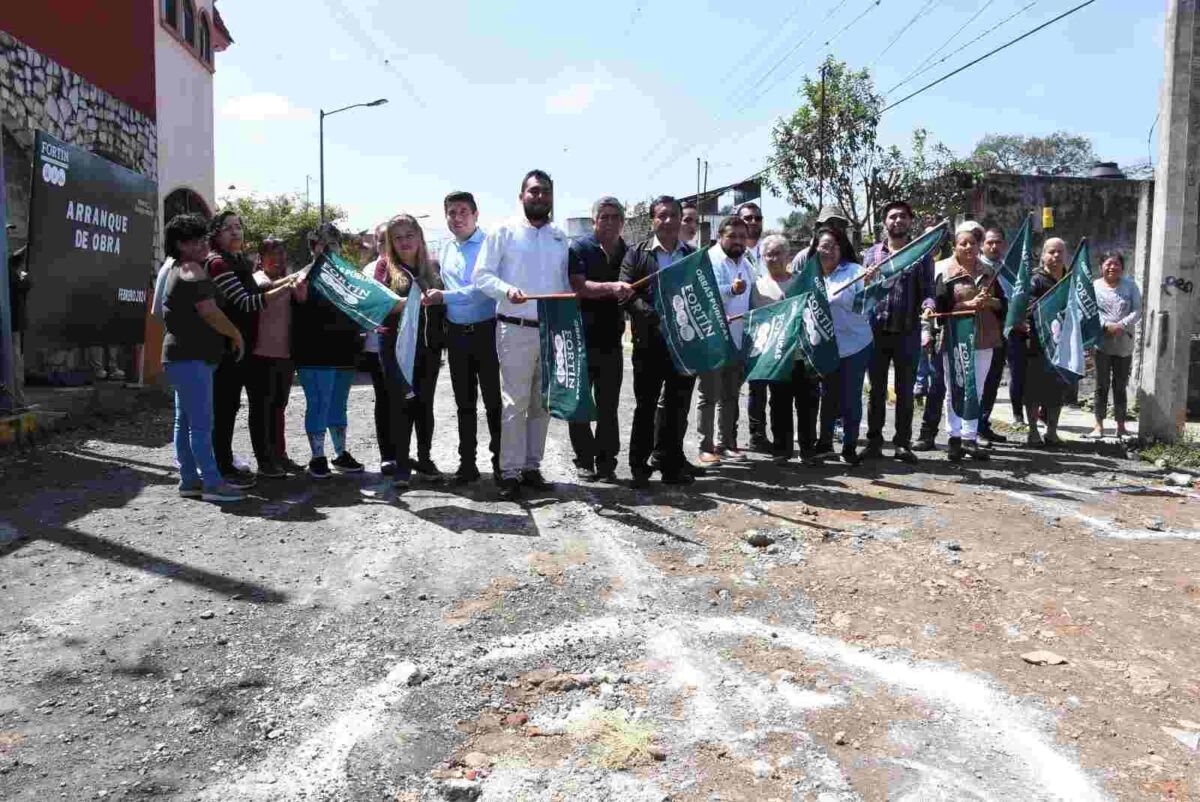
top-left (619, 196), bottom-right (698, 487)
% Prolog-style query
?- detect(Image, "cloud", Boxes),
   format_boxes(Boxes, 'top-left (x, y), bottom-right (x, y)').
top-left (545, 77), bottom-right (612, 115)
top-left (328, 48), bottom-right (351, 63)
top-left (219, 93), bottom-right (311, 122)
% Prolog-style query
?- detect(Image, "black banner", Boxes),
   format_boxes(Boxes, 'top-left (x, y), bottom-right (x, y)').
top-left (25, 131), bottom-right (157, 350)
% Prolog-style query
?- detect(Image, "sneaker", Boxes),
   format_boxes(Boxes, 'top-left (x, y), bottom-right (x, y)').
top-left (451, 465), bottom-right (481, 485)
top-left (331, 452), bottom-right (365, 473)
top-left (698, 451), bottom-right (721, 466)
top-left (201, 484), bottom-right (244, 503)
top-left (717, 446), bottom-right (746, 461)
top-left (893, 446), bottom-right (918, 464)
top-left (178, 482), bottom-right (203, 499)
top-left (413, 458), bottom-right (444, 482)
top-left (108, 369), bottom-right (127, 382)
top-left (520, 470), bottom-right (552, 491)
top-left (861, 442), bottom-right (885, 460)
top-left (307, 457), bottom-right (331, 479)
top-left (497, 478), bottom-right (522, 500)
top-left (222, 468), bottom-right (257, 489)
top-left (256, 460), bottom-right (286, 479)
top-left (380, 460), bottom-right (398, 477)
top-left (912, 435), bottom-right (938, 452)
top-left (661, 471), bottom-right (695, 485)
top-left (279, 456), bottom-right (306, 475)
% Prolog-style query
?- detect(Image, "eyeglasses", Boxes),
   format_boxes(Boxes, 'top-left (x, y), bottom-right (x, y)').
top-left (741, 215), bottom-right (763, 222)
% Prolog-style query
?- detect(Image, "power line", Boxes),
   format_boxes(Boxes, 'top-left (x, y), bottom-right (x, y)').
top-left (888, 0), bottom-right (997, 90)
top-left (881, 0), bottom-right (1097, 113)
top-left (868, 0), bottom-right (940, 69)
top-left (885, 0), bottom-right (1035, 97)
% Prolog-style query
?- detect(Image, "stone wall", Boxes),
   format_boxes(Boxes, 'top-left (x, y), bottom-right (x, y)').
top-left (0, 30), bottom-right (158, 251)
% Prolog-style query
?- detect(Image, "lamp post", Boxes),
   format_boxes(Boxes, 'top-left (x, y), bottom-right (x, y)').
top-left (319, 98), bottom-right (388, 223)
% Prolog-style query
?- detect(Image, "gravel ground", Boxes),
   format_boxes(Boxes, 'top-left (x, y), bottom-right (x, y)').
top-left (2, 361), bottom-right (1198, 801)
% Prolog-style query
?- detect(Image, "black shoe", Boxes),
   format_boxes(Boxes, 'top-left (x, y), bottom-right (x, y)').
top-left (222, 467), bottom-right (257, 489)
top-left (661, 471), bottom-right (695, 485)
top-left (520, 470), bottom-right (552, 491)
top-left (980, 428), bottom-right (1008, 444)
top-left (307, 457), bottom-right (331, 479)
top-left (331, 452), bottom-right (365, 473)
top-left (392, 471), bottom-right (412, 491)
top-left (629, 473), bottom-right (652, 489)
top-left (913, 434), bottom-right (938, 451)
top-left (840, 449), bottom-right (863, 467)
top-left (947, 437), bottom-right (964, 463)
top-left (963, 440), bottom-right (990, 461)
top-left (576, 463), bottom-right (599, 482)
top-left (861, 442), bottom-right (885, 460)
top-left (1012, 413), bottom-right (1027, 426)
top-left (893, 446), bottom-right (918, 464)
top-left (813, 441), bottom-right (836, 459)
top-left (497, 478), bottom-right (522, 500)
top-left (413, 458), bottom-right (444, 482)
top-left (451, 465), bottom-right (481, 485)
top-left (749, 437), bottom-right (773, 454)
top-left (595, 470), bottom-right (619, 484)
top-left (380, 460), bottom-right (398, 477)
top-left (256, 460), bottom-right (286, 479)
top-left (279, 456), bottom-right (306, 475)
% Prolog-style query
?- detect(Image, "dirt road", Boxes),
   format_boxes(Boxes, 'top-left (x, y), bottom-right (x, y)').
top-left (2, 365), bottom-right (1199, 801)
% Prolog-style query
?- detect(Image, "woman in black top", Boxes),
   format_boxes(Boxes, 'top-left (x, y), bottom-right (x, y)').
top-left (160, 214), bottom-right (246, 503)
top-left (1022, 237), bottom-right (1072, 446)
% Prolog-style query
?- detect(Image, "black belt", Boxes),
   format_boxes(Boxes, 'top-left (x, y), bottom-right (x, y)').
top-left (497, 314), bottom-right (539, 329)
top-left (447, 319), bottom-right (496, 333)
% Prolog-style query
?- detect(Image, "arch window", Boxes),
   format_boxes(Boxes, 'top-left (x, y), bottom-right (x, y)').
top-left (199, 12), bottom-right (212, 63)
top-left (164, 188), bottom-right (212, 224)
top-left (162, 0), bottom-right (178, 29)
top-left (182, 0), bottom-right (196, 46)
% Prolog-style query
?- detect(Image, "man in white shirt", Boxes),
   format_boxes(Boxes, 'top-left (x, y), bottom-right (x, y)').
top-left (737, 201), bottom-right (770, 450)
top-left (473, 170), bottom-right (571, 501)
top-left (738, 202), bottom-right (765, 275)
top-left (696, 216), bottom-right (751, 464)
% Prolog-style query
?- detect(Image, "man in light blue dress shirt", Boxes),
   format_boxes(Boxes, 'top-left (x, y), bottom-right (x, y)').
top-left (425, 191), bottom-right (500, 485)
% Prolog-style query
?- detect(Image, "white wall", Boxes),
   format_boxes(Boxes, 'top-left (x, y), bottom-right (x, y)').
top-left (153, 0), bottom-right (216, 225)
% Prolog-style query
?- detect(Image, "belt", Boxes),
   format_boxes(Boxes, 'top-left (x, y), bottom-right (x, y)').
top-left (497, 314), bottom-right (539, 329)
top-left (447, 319), bottom-right (496, 333)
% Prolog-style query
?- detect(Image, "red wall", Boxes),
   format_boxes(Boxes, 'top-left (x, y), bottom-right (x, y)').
top-left (1, 2), bottom-right (156, 120)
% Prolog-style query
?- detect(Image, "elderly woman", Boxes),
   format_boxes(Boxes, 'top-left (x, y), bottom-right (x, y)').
top-left (1022, 237), bottom-right (1072, 446)
top-left (816, 227), bottom-right (879, 465)
top-left (926, 228), bottom-right (1006, 462)
top-left (1090, 251), bottom-right (1141, 439)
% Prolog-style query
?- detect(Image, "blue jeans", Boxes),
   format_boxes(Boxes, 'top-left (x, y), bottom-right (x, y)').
top-left (821, 344), bottom-right (873, 451)
top-left (297, 367), bottom-right (353, 435)
top-left (165, 360), bottom-right (222, 489)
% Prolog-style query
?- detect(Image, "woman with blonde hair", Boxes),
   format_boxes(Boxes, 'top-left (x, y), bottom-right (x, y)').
top-left (378, 214), bottom-right (446, 489)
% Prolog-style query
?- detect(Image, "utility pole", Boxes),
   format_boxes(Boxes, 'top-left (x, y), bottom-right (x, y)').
top-left (1139, 0), bottom-right (1200, 442)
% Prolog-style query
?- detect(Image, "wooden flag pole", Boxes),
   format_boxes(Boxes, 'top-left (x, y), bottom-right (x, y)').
top-left (926, 310), bottom-right (977, 319)
top-left (1026, 238), bottom-right (1086, 317)
top-left (827, 219), bottom-right (950, 300)
top-left (522, 292), bottom-right (578, 301)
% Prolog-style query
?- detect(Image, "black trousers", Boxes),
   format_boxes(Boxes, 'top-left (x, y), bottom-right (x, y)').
top-left (447, 320), bottom-right (501, 472)
top-left (866, 330), bottom-right (917, 448)
top-left (245, 356), bottom-right (293, 465)
top-left (569, 345), bottom-right (624, 473)
top-left (212, 353), bottom-right (247, 473)
top-left (631, 339), bottom-right (695, 476)
top-left (383, 343), bottom-right (442, 468)
top-left (361, 352), bottom-right (395, 462)
top-left (979, 339), bottom-right (1007, 431)
top-left (1094, 351), bottom-right (1132, 423)
top-left (1006, 331), bottom-right (1027, 417)
top-left (769, 366), bottom-right (820, 458)
top-left (815, 375), bottom-right (840, 448)
top-left (748, 382), bottom-right (769, 443)
top-left (921, 347), bottom-right (945, 437)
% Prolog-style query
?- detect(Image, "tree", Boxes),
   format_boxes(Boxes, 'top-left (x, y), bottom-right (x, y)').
top-left (216, 192), bottom-right (348, 267)
top-left (892, 128), bottom-right (978, 224)
top-left (777, 209), bottom-right (817, 246)
top-left (967, 132), bottom-right (1097, 176)
top-left (767, 57), bottom-right (892, 244)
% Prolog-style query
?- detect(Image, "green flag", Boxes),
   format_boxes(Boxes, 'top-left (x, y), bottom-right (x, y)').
top-left (653, 248), bottom-right (737, 375)
top-left (1002, 216), bottom-right (1035, 338)
top-left (743, 296), bottom-right (804, 382)
top-left (538, 298), bottom-right (596, 422)
top-left (307, 252), bottom-right (401, 330)
top-left (1032, 272), bottom-right (1074, 379)
top-left (785, 253), bottom-right (840, 376)
top-left (945, 314), bottom-right (980, 420)
top-left (853, 221), bottom-right (948, 311)
top-left (1033, 239), bottom-right (1099, 380)
top-left (1069, 239), bottom-right (1102, 349)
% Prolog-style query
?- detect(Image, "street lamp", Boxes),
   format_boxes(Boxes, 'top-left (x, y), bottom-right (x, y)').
top-left (319, 98), bottom-right (388, 223)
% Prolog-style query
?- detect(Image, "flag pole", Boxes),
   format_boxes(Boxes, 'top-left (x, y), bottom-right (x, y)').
top-left (980, 212), bottom-right (1034, 294)
top-left (827, 219), bottom-right (950, 299)
top-left (523, 292), bottom-right (577, 301)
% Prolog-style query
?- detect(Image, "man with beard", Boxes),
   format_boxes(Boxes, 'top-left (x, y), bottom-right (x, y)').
top-left (861, 200), bottom-right (933, 464)
top-left (976, 225), bottom-right (1010, 444)
top-left (620, 196), bottom-right (698, 487)
top-left (474, 170), bottom-right (571, 501)
top-left (696, 216), bottom-right (752, 465)
top-left (738, 201), bottom-right (771, 452)
top-left (567, 196), bottom-right (633, 482)
top-left (738, 202), bottom-right (765, 274)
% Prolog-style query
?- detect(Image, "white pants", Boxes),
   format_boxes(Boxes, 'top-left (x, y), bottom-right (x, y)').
top-left (943, 347), bottom-right (993, 441)
top-left (496, 322), bottom-right (549, 479)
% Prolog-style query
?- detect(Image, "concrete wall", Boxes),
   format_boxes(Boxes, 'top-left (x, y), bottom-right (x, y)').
top-left (154, 0), bottom-right (216, 224)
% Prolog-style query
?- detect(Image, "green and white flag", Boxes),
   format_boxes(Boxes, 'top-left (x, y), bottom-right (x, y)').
top-left (743, 296), bottom-right (804, 382)
top-left (853, 221), bottom-right (948, 311)
top-left (308, 251), bottom-right (401, 330)
top-left (945, 314), bottom-right (980, 420)
top-left (1033, 238), bottom-right (1100, 379)
top-left (538, 298), bottom-right (596, 422)
top-left (653, 248), bottom-right (737, 375)
top-left (785, 252), bottom-right (840, 376)
top-left (1069, 239), bottom-right (1102, 350)
top-left (1002, 216), bottom-right (1035, 338)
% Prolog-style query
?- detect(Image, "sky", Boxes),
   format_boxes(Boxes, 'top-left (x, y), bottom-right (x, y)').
top-left (213, 0), bottom-right (1166, 245)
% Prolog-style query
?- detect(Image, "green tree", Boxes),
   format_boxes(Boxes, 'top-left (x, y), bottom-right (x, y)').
top-left (776, 209), bottom-right (817, 246)
top-left (892, 128), bottom-right (978, 224)
top-left (216, 192), bottom-right (348, 267)
top-left (967, 132), bottom-right (1097, 176)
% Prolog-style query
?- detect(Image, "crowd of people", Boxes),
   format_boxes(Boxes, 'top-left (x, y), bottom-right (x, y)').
top-left (151, 169), bottom-right (1141, 503)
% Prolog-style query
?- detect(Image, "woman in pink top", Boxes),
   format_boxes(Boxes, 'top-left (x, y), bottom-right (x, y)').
top-left (246, 236), bottom-right (307, 477)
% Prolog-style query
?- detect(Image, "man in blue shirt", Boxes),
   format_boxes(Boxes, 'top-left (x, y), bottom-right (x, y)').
top-left (567, 197), bottom-right (633, 482)
top-left (426, 191), bottom-right (500, 485)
